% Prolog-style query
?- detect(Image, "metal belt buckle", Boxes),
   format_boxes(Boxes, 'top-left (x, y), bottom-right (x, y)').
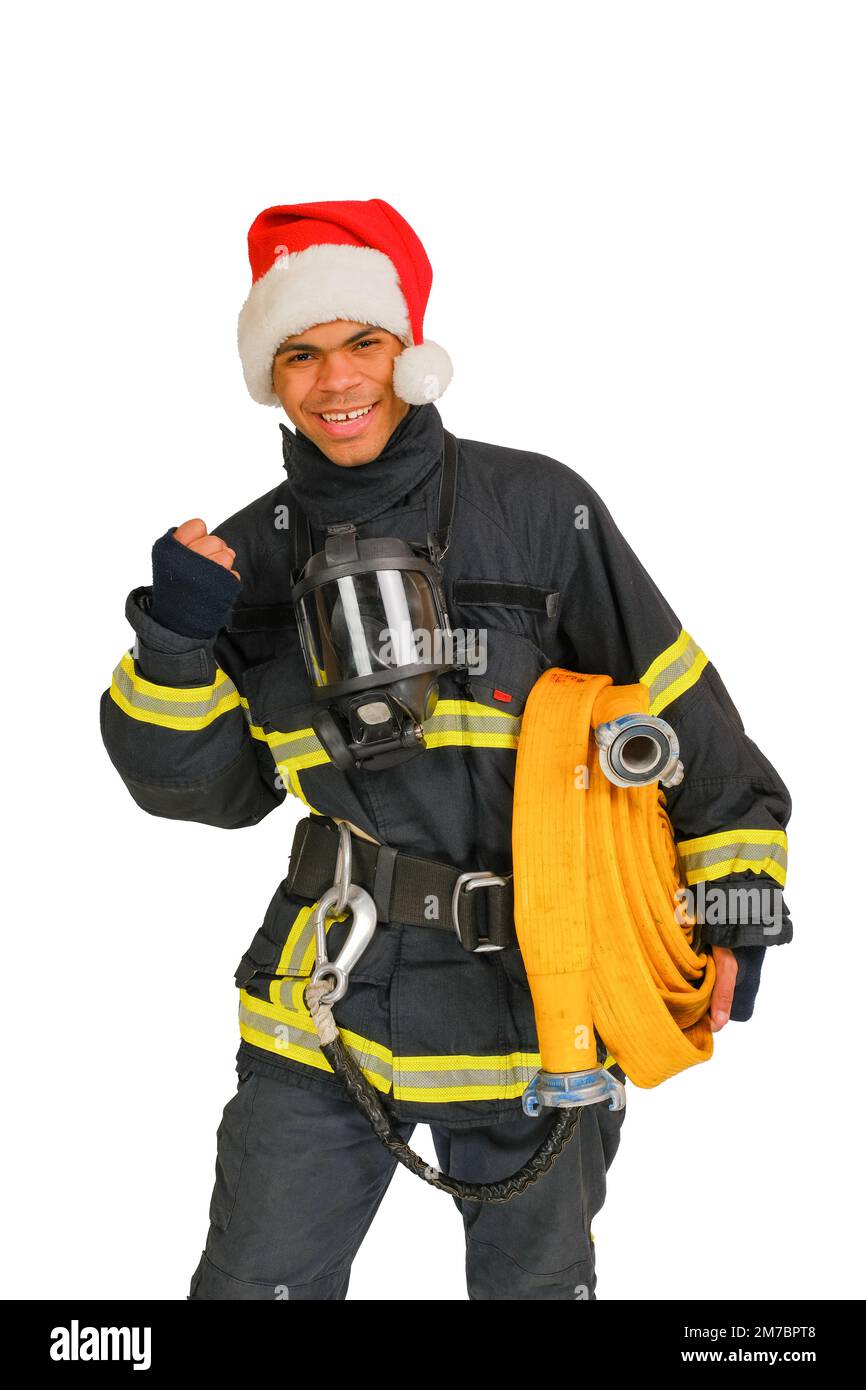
top-left (452, 870), bottom-right (508, 952)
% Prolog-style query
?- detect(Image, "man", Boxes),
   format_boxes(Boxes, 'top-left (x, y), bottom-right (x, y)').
top-left (101, 198), bottom-right (792, 1300)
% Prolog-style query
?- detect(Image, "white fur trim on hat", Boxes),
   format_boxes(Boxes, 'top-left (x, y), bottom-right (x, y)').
top-left (392, 340), bottom-right (453, 405)
top-left (238, 243), bottom-right (411, 406)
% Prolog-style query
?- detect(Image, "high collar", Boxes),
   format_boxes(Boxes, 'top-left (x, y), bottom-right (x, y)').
top-left (280, 402), bottom-right (446, 528)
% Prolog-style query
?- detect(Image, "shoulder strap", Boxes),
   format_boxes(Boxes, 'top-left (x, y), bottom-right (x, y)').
top-left (427, 428), bottom-right (459, 566)
top-left (291, 500), bottom-right (315, 581)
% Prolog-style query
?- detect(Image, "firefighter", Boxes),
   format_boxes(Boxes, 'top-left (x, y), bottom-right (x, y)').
top-left (100, 198), bottom-right (792, 1300)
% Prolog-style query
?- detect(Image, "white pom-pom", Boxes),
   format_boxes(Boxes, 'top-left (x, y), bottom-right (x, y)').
top-left (392, 340), bottom-right (453, 404)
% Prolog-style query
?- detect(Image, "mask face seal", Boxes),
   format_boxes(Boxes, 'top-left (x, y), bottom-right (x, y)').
top-left (292, 523), bottom-right (455, 771)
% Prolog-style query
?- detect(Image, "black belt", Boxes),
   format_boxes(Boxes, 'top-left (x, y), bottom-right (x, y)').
top-left (285, 817), bottom-right (516, 953)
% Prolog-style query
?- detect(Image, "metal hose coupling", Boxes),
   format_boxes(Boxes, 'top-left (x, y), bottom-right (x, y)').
top-left (522, 1068), bottom-right (626, 1116)
top-left (595, 713), bottom-right (684, 789)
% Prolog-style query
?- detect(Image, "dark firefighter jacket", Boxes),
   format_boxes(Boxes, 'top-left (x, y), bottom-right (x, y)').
top-left (100, 401), bottom-right (792, 1127)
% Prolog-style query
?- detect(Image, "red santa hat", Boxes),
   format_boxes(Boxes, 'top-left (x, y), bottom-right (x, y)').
top-left (237, 198), bottom-right (453, 408)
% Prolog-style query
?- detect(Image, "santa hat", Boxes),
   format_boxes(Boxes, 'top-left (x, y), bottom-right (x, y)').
top-left (237, 198), bottom-right (453, 408)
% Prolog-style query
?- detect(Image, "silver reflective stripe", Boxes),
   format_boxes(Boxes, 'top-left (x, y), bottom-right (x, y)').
top-left (645, 635), bottom-right (703, 710)
top-left (238, 1002), bottom-right (323, 1059)
top-left (239, 999), bottom-right (393, 1089)
top-left (394, 1059), bottom-right (539, 1093)
top-left (284, 910), bottom-right (318, 975)
top-left (680, 840), bottom-right (788, 875)
top-left (270, 732), bottom-right (327, 761)
top-left (280, 905), bottom-right (345, 976)
top-left (424, 713), bottom-right (520, 735)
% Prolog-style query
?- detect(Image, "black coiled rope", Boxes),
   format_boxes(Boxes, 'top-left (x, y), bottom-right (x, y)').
top-left (305, 980), bottom-right (581, 1203)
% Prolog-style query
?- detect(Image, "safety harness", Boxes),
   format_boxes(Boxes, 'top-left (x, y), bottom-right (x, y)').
top-left (286, 815), bottom-right (516, 953)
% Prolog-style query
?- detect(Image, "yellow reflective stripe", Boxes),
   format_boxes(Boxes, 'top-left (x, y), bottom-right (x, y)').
top-left (118, 651), bottom-right (233, 700)
top-left (421, 698), bottom-right (521, 750)
top-left (109, 652), bottom-right (241, 730)
top-left (639, 630), bottom-right (708, 714)
top-left (393, 1050), bottom-right (540, 1103)
top-left (424, 729), bottom-right (520, 750)
top-left (241, 980), bottom-right (620, 1103)
top-left (246, 719), bottom-right (327, 809)
top-left (274, 903), bottom-right (314, 977)
top-left (248, 722), bottom-right (329, 767)
top-left (394, 1052), bottom-right (620, 1102)
top-left (395, 1082), bottom-right (528, 1102)
top-left (677, 828), bottom-right (788, 887)
top-left (238, 1020), bottom-right (392, 1093)
top-left (238, 986), bottom-right (393, 1093)
top-left (274, 901), bottom-right (348, 977)
top-left (245, 697), bottom-right (519, 805)
top-left (640, 629), bottom-right (692, 691)
top-left (267, 978), bottom-right (394, 1069)
top-left (269, 981), bottom-right (614, 1086)
top-left (395, 1051), bottom-right (533, 1072)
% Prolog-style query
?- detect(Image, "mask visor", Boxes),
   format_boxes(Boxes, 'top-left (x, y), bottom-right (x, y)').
top-left (296, 567), bottom-right (447, 690)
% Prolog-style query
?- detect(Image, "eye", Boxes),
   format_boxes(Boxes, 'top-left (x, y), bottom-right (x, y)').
top-left (287, 351), bottom-right (312, 364)
top-left (355, 337), bottom-right (379, 349)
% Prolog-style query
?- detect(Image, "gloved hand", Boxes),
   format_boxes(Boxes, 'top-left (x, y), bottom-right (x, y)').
top-left (730, 945), bottom-right (766, 1022)
top-left (150, 519), bottom-right (242, 640)
top-left (710, 943), bottom-right (767, 1027)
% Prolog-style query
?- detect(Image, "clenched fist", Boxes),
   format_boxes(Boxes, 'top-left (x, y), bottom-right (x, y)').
top-left (173, 518), bottom-right (240, 581)
top-left (150, 516), bottom-right (242, 641)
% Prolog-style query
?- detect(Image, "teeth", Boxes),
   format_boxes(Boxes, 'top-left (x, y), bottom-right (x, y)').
top-left (321, 404), bottom-right (374, 422)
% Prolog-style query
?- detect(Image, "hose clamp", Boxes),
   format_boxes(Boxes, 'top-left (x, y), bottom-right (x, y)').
top-left (523, 1068), bottom-right (626, 1116)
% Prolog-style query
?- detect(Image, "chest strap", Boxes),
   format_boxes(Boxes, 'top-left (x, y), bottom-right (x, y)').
top-left (285, 817), bottom-right (515, 953)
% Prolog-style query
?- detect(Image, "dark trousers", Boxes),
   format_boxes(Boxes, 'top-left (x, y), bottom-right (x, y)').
top-left (189, 1070), bottom-right (627, 1301)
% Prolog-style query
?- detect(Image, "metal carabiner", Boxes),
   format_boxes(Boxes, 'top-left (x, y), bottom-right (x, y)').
top-left (311, 822), bottom-right (354, 965)
top-left (310, 881), bottom-right (378, 1004)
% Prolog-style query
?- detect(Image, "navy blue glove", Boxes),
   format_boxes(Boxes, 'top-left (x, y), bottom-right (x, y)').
top-left (150, 528), bottom-right (241, 640)
top-left (729, 945), bottom-right (766, 1022)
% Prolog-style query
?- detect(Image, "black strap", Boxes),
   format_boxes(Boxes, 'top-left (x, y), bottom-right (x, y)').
top-left (372, 844), bottom-right (399, 924)
top-left (427, 429), bottom-right (459, 565)
top-left (286, 817), bottom-right (515, 951)
top-left (315, 1019), bottom-right (581, 1201)
top-left (292, 503), bottom-right (316, 579)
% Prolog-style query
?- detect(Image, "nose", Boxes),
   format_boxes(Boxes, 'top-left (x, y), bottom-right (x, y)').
top-left (315, 349), bottom-right (364, 398)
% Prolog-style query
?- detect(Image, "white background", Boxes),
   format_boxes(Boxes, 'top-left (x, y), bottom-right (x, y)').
top-left (2, 0), bottom-right (864, 1301)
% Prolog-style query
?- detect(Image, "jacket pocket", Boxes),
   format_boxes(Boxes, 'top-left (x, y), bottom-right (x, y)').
top-left (462, 625), bottom-right (551, 716)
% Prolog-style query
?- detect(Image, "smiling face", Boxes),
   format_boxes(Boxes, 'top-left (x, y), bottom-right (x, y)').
top-left (271, 319), bottom-right (411, 467)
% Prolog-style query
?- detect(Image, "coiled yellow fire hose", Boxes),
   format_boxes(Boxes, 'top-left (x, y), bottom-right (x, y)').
top-left (512, 670), bottom-right (715, 1089)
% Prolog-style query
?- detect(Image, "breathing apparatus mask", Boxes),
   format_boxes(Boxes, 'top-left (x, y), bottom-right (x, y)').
top-left (290, 429), bottom-right (459, 772)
